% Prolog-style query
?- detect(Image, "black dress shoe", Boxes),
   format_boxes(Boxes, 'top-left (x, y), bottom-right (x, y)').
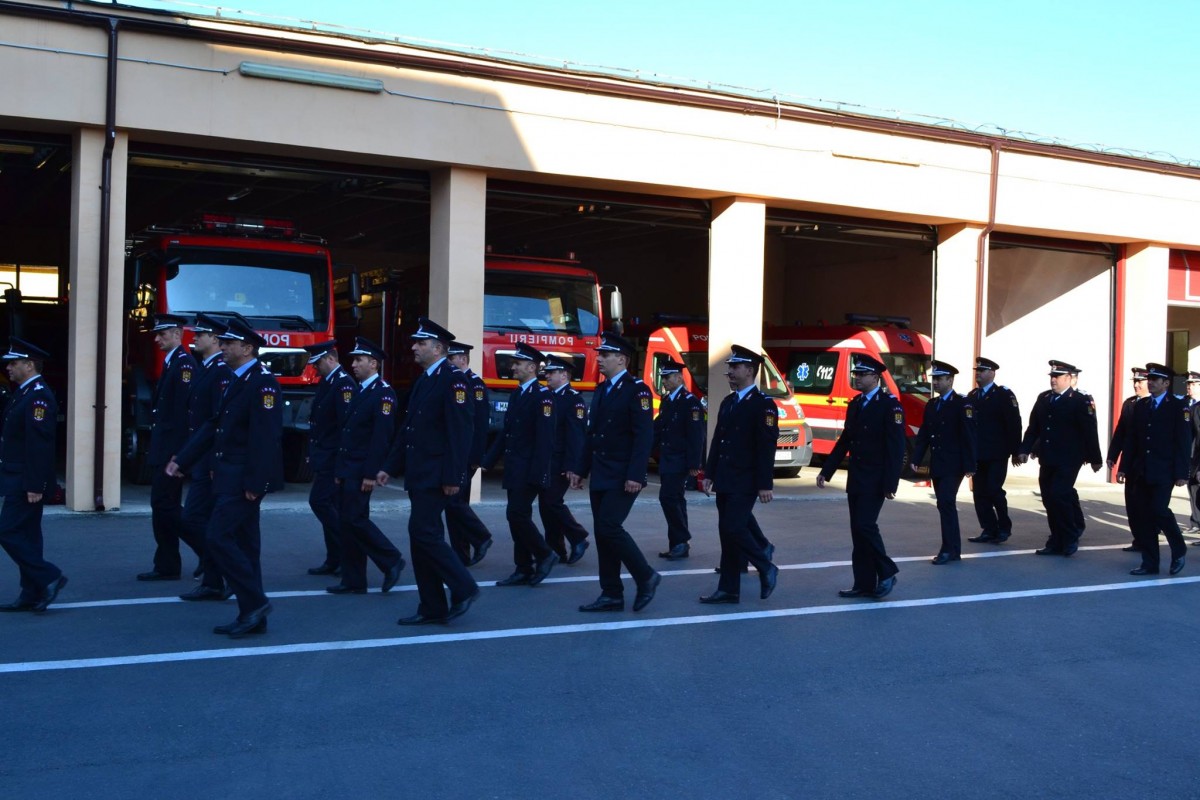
top-left (467, 537), bottom-right (494, 567)
top-left (0, 597), bottom-right (37, 612)
top-left (872, 576), bottom-right (896, 599)
top-left (32, 575), bottom-right (68, 613)
top-left (838, 587), bottom-right (868, 598)
top-left (1121, 543), bottom-right (1142, 553)
top-left (633, 572), bottom-right (662, 612)
top-left (530, 552), bottom-right (560, 586)
top-left (496, 571), bottom-right (533, 587)
top-left (397, 612), bottom-right (448, 626)
top-left (307, 563), bottom-right (339, 576)
top-left (382, 559), bottom-right (406, 593)
top-left (213, 618), bottom-right (269, 634)
top-left (1170, 556), bottom-right (1186, 575)
top-left (325, 584), bottom-right (367, 595)
top-left (714, 564), bottom-right (751, 574)
top-left (1062, 543), bottom-right (1078, 557)
top-left (179, 586), bottom-right (229, 602)
top-left (699, 590), bottom-right (739, 604)
top-left (225, 603), bottom-right (272, 638)
top-left (1034, 547), bottom-right (1061, 556)
top-left (579, 595), bottom-right (625, 612)
top-left (759, 564), bottom-right (778, 600)
top-left (1129, 566), bottom-right (1159, 576)
top-left (137, 570), bottom-right (181, 581)
top-left (566, 540), bottom-right (589, 565)
top-left (445, 590), bottom-right (480, 621)
top-left (931, 553), bottom-right (961, 565)
top-left (994, 531), bottom-right (1011, 543)
top-left (659, 543), bottom-right (690, 560)
top-left (968, 532), bottom-right (998, 543)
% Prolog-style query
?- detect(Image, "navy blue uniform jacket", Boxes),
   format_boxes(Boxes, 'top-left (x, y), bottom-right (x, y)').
top-left (579, 372), bottom-right (654, 490)
top-left (1019, 388), bottom-right (1102, 468)
top-left (308, 365), bottom-right (356, 473)
top-left (966, 384), bottom-right (1021, 461)
top-left (911, 391), bottom-right (977, 479)
top-left (704, 387), bottom-right (777, 493)
top-left (176, 360), bottom-right (285, 496)
top-left (0, 377), bottom-right (57, 494)
top-left (819, 390), bottom-right (906, 496)
top-left (185, 354), bottom-right (232, 477)
top-left (464, 369), bottom-right (490, 468)
top-left (148, 346), bottom-right (198, 466)
top-left (550, 385), bottom-right (587, 475)
top-left (336, 378), bottom-right (398, 481)
top-left (1120, 394), bottom-right (1192, 484)
top-left (383, 360), bottom-right (472, 491)
top-left (482, 381), bottom-right (554, 489)
top-left (655, 388), bottom-right (706, 473)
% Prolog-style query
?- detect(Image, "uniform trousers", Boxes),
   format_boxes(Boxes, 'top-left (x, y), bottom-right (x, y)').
top-left (1122, 478), bottom-right (1151, 546)
top-left (538, 472), bottom-right (589, 558)
top-left (658, 470), bottom-right (691, 547)
top-left (206, 492), bottom-right (268, 618)
top-left (182, 473), bottom-right (225, 591)
top-left (0, 474), bottom-right (60, 601)
top-left (1038, 464), bottom-right (1083, 551)
top-left (715, 492), bottom-right (773, 595)
top-left (408, 487), bottom-right (479, 618)
top-left (972, 458), bottom-right (1012, 535)
top-left (308, 468), bottom-right (341, 568)
top-left (150, 468), bottom-right (198, 574)
top-left (589, 488), bottom-right (655, 598)
top-left (337, 481), bottom-right (402, 590)
top-left (933, 474), bottom-right (964, 557)
top-left (447, 471), bottom-right (492, 564)
top-left (505, 485), bottom-right (553, 572)
top-left (846, 492), bottom-right (898, 591)
top-left (1188, 482), bottom-right (1200, 530)
top-left (1132, 479), bottom-right (1187, 571)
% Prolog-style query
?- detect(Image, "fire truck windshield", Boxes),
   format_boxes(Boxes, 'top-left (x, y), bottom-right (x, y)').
top-left (680, 351), bottom-right (790, 398)
top-left (882, 353), bottom-right (932, 397)
top-left (162, 246), bottom-right (329, 328)
top-left (483, 271), bottom-right (600, 336)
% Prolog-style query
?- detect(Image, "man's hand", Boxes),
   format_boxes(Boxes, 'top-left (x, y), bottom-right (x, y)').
top-left (965, 472), bottom-right (975, 479)
top-left (816, 475), bottom-right (828, 489)
top-left (758, 490), bottom-right (773, 503)
top-left (165, 458), bottom-right (183, 478)
top-left (1116, 472), bottom-right (1126, 484)
top-left (244, 491), bottom-right (260, 501)
top-left (912, 465), bottom-right (929, 477)
top-left (26, 492), bottom-right (42, 504)
top-left (376, 471), bottom-right (390, 486)
top-left (1015, 454), bottom-right (1029, 466)
top-left (688, 469), bottom-right (700, 477)
top-left (885, 492), bottom-right (896, 500)
top-left (1090, 462), bottom-right (1102, 473)
top-left (442, 484), bottom-right (459, 496)
top-left (1175, 479), bottom-right (1187, 488)
top-left (566, 472), bottom-right (583, 490)
top-left (701, 478), bottom-right (713, 496)
top-left (361, 478), bottom-right (375, 493)
top-left (1106, 460), bottom-right (1116, 470)
top-left (624, 480), bottom-right (641, 494)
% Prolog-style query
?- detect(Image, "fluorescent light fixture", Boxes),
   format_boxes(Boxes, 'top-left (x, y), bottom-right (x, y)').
top-left (239, 62), bottom-right (383, 93)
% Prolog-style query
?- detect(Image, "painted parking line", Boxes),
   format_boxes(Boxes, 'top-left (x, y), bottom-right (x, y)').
top-left (49, 544), bottom-right (1132, 611)
top-left (3, 574), bottom-right (1198, 675)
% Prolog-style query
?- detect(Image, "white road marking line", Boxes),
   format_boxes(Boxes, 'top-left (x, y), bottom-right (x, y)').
top-left (49, 544), bottom-right (1133, 610)
top-left (4, 575), bottom-right (1198, 675)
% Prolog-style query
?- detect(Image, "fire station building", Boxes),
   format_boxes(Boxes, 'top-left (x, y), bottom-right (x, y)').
top-left (3, 0), bottom-right (1200, 510)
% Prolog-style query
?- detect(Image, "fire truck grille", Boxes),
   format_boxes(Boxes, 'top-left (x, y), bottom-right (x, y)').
top-left (778, 430), bottom-right (800, 446)
top-left (259, 348), bottom-right (309, 378)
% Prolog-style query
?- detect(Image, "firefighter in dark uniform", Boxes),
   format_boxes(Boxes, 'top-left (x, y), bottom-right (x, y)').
top-left (177, 313), bottom-right (234, 602)
top-left (568, 331), bottom-right (662, 613)
top-left (482, 342), bottom-right (559, 587)
top-left (140, 313), bottom-right (200, 581)
top-left (0, 338), bottom-right (67, 613)
top-left (378, 318), bottom-right (480, 625)
top-left (911, 360), bottom-right (977, 564)
top-left (965, 357), bottom-right (1022, 544)
top-left (1185, 371), bottom-right (1200, 540)
top-left (538, 354), bottom-right (590, 565)
top-left (445, 340), bottom-right (494, 567)
top-left (698, 345), bottom-right (779, 604)
top-left (1117, 363), bottom-right (1191, 575)
top-left (1105, 366), bottom-right (1150, 552)
top-left (1017, 360), bottom-right (1103, 556)
top-left (303, 339), bottom-right (356, 576)
top-left (816, 354), bottom-right (904, 599)
top-left (168, 318), bottom-right (284, 638)
top-left (326, 338), bottom-right (405, 595)
top-left (655, 358), bottom-right (706, 560)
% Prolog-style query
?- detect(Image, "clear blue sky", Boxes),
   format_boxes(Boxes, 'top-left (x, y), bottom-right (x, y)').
top-left (129, 0), bottom-right (1199, 163)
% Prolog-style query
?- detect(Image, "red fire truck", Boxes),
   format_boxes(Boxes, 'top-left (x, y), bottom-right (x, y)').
top-left (124, 214), bottom-right (338, 482)
top-left (341, 252), bottom-right (620, 432)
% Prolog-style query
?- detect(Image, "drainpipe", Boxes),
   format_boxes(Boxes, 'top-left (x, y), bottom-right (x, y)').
top-left (973, 144), bottom-right (1000, 360)
top-left (94, 17), bottom-right (118, 511)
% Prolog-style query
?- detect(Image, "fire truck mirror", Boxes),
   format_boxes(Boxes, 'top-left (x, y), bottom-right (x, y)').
top-left (347, 270), bottom-right (363, 306)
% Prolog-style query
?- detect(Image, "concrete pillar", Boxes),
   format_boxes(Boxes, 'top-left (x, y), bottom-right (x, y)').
top-left (933, 223), bottom-right (984, 377)
top-left (429, 167), bottom-right (487, 501)
top-left (67, 127), bottom-right (127, 511)
top-left (707, 197), bottom-right (765, 442)
top-left (1118, 244), bottom-right (1169, 368)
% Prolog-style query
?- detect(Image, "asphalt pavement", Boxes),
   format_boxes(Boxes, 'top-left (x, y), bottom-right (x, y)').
top-left (3, 470), bottom-right (1199, 798)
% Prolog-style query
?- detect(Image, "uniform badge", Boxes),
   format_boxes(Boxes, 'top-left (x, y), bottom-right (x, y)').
top-left (342, 390), bottom-right (353, 403)
top-left (692, 409), bottom-right (701, 421)
top-left (1186, 408), bottom-right (1192, 423)
top-left (576, 406), bottom-right (586, 419)
top-left (765, 412), bottom-right (776, 427)
top-left (475, 389), bottom-right (484, 402)
top-left (543, 401), bottom-right (552, 417)
top-left (382, 401), bottom-right (393, 416)
top-left (181, 368), bottom-right (192, 384)
top-left (964, 406), bottom-right (974, 419)
top-left (894, 411), bottom-right (903, 424)
top-left (262, 392), bottom-right (275, 409)
top-left (1086, 402), bottom-right (1095, 416)
top-left (455, 389), bottom-right (467, 404)
top-left (32, 404), bottom-right (45, 421)
top-left (1011, 396), bottom-right (1018, 407)
top-left (640, 397), bottom-right (650, 411)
